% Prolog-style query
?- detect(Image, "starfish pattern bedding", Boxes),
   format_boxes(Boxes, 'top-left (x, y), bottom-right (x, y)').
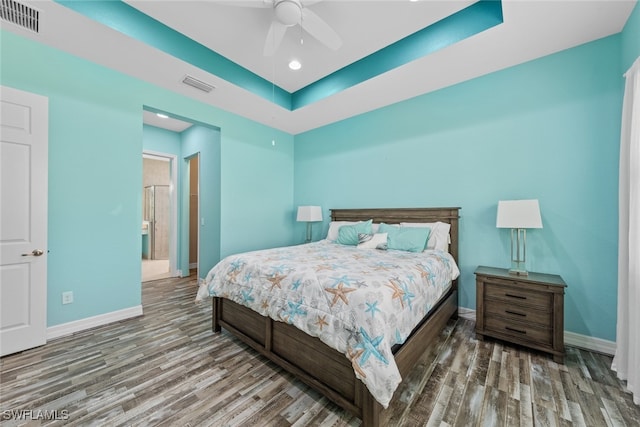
top-left (197, 240), bottom-right (459, 407)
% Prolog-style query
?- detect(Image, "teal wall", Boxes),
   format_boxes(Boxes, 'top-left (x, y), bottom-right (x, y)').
top-left (143, 124), bottom-right (181, 156)
top-left (622, 2), bottom-right (640, 71)
top-left (294, 35), bottom-right (624, 341)
top-left (1, 30), bottom-right (294, 327)
top-left (2, 4), bottom-right (638, 340)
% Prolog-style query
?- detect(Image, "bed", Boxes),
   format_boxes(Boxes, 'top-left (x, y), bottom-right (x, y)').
top-left (201, 207), bottom-right (460, 426)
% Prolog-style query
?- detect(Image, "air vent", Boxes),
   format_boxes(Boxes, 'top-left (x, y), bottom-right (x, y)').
top-left (1, 0), bottom-right (40, 33)
top-left (182, 75), bottom-right (215, 93)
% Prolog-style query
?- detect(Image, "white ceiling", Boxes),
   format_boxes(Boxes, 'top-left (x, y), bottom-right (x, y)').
top-left (1, 0), bottom-right (636, 134)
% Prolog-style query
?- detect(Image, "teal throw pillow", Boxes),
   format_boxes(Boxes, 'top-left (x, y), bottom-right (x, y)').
top-left (379, 223), bottom-right (431, 252)
top-left (336, 220), bottom-right (373, 246)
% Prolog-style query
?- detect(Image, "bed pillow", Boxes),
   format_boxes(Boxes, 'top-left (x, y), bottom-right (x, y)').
top-left (336, 220), bottom-right (373, 246)
top-left (378, 223), bottom-right (430, 253)
top-left (357, 233), bottom-right (388, 250)
top-left (400, 222), bottom-right (451, 252)
top-left (326, 221), bottom-right (360, 241)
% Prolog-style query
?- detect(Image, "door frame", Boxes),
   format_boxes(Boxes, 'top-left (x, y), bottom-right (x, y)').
top-left (185, 153), bottom-right (200, 279)
top-left (142, 150), bottom-right (178, 277)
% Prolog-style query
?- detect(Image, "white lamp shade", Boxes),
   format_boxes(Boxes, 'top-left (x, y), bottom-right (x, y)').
top-left (496, 199), bottom-right (543, 229)
top-left (296, 206), bottom-right (323, 222)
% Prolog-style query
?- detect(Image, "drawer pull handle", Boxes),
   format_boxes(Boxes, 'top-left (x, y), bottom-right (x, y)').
top-left (505, 293), bottom-right (526, 300)
top-left (505, 310), bottom-right (526, 317)
top-left (505, 326), bottom-right (527, 334)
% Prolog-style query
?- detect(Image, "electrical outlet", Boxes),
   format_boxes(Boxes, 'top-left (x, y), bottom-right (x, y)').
top-left (62, 291), bottom-right (73, 305)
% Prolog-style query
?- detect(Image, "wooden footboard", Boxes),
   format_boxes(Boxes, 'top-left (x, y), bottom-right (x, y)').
top-left (212, 289), bottom-right (457, 427)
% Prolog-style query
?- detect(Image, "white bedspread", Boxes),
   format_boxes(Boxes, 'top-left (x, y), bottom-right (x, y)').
top-left (197, 240), bottom-right (459, 407)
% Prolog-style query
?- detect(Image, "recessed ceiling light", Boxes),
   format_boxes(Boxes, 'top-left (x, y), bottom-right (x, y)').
top-left (156, 113), bottom-right (169, 119)
top-left (288, 60), bottom-right (302, 71)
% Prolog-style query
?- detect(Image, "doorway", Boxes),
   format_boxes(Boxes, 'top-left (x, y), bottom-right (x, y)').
top-left (187, 154), bottom-right (200, 277)
top-left (142, 152), bottom-right (177, 282)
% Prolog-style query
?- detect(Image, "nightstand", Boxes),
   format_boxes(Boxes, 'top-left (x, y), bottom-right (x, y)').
top-left (475, 266), bottom-right (567, 363)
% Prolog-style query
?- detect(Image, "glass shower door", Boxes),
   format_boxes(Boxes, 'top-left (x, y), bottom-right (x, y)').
top-left (143, 185), bottom-right (170, 260)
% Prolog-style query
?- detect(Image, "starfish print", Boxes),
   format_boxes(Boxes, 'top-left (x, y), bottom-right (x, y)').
top-left (315, 315), bottom-right (329, 331)
top-left (386, 278), bottom-right (406, 309)
top-left (354, 327), bottom-right (388, 366)
top-left (373, 262), bottom-right (398, 271)
top-left (291, 279), bottom-right (302, 291)
top-left (365, 301), bottom-right (381, 318)
top-left (400, 282), bottom-right (415, 309)
top-left (267, 273), bottom-right (286, 290)
top-left (347, 348), bottom-right (367, 379)
top-left (270, 264), bottom-right (290, 275)
top-left (227, 268), bottom-right (241, 282)
top-left (315, 264), bottom-right (334, 272)
top-left (241, 289), bottom-right (254, 304)
top-left (324, 282), bottom-right (357, 306)
top-left (284, 300), bottom-right (307, 324)
top-left (329, 275), bottom-right (354, 287)
top-left (261, 299), bottom-right (269, 310)
top-left (415, 263), bottom-right (435, 282)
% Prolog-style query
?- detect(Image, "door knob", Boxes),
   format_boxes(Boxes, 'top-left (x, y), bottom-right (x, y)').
top-left (22, 249), bottom-right (44, 257)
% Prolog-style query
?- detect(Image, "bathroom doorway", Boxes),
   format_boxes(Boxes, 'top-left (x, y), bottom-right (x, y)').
top-left (142, 153), bottom-right (177, 282)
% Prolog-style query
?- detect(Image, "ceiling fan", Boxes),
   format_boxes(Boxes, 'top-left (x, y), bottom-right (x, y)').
top-left (227, 0), bottom-right (342, 56)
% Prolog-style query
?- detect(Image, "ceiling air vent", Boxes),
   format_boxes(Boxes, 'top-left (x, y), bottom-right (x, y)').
top-left (182, 75), bottom-right (215, 93)
top-left (1, 0), bottom-right (40, 33)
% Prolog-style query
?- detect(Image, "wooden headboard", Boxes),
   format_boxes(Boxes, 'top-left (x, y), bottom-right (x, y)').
top-left (330, 207), bottom-right (461, 267)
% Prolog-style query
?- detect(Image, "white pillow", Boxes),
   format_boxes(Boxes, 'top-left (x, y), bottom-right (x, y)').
top-left (326, 220), bottom-right (378, 241)
top-left (357, 233), bottom-right (388, 250)
top-left (400, 222), bottom-right (451, 252)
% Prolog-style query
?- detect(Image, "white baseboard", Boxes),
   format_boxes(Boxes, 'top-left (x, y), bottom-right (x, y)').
top-left (458, 307), bottom-right (476, 321)
top-left (189, 263), bottom-right (197, 269)
top-left (456, 308), bottom-right (616, 355)
top-left (46, 305), bottom-right (143, 340)
top-left (564, 331), bottom-right (616, 355)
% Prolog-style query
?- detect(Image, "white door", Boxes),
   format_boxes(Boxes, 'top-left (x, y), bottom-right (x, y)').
top-left (0, 86), bottom-right (48, 356)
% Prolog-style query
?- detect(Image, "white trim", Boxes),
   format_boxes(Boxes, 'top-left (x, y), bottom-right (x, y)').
top-left (189, 262), bottom-right (197, 269)
top-left (457, 308), bottom-right (616, 355)
top-left (458, 307), bottom-right (476, 321)
top-left (46, 306), bottom-right (143, 340)
top-left (564, 331), bottom-right (616, 355)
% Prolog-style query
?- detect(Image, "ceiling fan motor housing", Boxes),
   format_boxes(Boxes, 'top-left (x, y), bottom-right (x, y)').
top-left (275, 0), bottom-right (302, 26)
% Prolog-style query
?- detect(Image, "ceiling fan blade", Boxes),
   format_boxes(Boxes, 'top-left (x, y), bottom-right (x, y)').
top-left (263, 20), bottom-right (288, 56)
top-left (214, 0), bottom-right (273, 8)
top-left (300, 8), bottom-right (342, 50)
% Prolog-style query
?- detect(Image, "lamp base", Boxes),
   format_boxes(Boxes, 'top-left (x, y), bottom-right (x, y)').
top-left (508, 268), bottom-right (529, 276)
top-left (305, 222), bottom-right (312, 244)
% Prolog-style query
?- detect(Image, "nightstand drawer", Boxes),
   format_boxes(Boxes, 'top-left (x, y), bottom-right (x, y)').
top-left (485, 316), bottom-right (552, 346)
top-left (485, 302), bottom-right (552, 327)
top-left (485, 282), bottom-right (551, 308)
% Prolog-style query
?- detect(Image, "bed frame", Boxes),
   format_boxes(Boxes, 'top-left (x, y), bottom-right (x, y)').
top-left (212, 207), bottom-right (460, 426)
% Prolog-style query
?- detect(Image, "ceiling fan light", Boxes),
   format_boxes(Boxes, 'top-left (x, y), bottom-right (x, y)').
top-left (275, 0), bottom-right (301, 26)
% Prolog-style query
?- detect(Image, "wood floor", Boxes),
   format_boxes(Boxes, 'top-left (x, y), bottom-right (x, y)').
top-left (1, 276), bottom-right (638, 426)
